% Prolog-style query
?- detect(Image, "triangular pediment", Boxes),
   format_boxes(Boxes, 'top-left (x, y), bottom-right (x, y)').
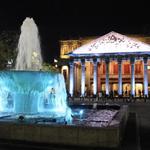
top-left (69, 31), bottom-right (150, 56)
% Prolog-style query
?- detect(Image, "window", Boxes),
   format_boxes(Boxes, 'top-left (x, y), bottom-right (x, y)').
top-left (124, 64), bottom-right (130, 74)
top-left (135, 64), bottom-right (142, 74)
top-left (103, 64), bottom-right (106, 74)
top-left (113, 64), bottom-right (118, 74)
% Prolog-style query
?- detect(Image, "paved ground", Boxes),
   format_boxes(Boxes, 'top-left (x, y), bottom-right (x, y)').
top-left (111, 101), bottom-right (150, 150)
top-left (0, 100), bottom-right (150, 150)
top-left (128, 102), bottom-right (150, 150)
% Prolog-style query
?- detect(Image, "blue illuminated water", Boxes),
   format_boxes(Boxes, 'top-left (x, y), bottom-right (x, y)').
top-left (0, 17), bottom-right (72, 123)
top-left (0, 71), bottom-right (72, 121)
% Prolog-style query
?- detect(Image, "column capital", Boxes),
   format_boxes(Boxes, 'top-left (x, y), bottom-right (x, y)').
top-left (130, 57), bottom-right (135, 64)
top-left (69, 59), bottom-right (74, 66)
top-left (105, 57), bottom-right (110, 64)
top-left (117, 58), bottom-right (122, 64)
top-left (81, 59), bottom-right (85, 65)
top-left (143, 57), bottom-right (148, 64)
top-left (93, 58), bottom-right (98, 66)
top-left (93, 58), bottom-right (97, 63)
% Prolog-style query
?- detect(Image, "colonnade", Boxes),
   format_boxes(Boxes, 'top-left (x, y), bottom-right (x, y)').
top-left (69, 57), bottom-right (148, 97)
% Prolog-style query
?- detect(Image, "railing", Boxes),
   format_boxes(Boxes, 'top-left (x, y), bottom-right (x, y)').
top-left (68, 95), bottom-right (150, 105)
top-left (100, 74), bottom-right (143, 79)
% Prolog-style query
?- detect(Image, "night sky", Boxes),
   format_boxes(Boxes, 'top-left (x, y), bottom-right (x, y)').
top-left (0, 0), bottom-right (149, 62)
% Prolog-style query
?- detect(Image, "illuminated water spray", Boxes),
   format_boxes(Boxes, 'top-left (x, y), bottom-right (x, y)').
top-left (0, 17), bottom-right (72, 122)
top-left (15, 17), bottom-right (42, 70)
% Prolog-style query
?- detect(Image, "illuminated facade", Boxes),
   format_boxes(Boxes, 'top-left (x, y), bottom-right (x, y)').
top-left (60, 31), bottom-right (150, 97)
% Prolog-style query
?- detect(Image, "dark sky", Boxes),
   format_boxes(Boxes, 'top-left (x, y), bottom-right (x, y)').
top-left (0, 0), bottom-right (149, 62)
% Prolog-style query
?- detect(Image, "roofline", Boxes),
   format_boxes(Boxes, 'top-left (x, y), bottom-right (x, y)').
top-left (69, 51), bottom-right (150, 57)
top-left (68, 31), bottom-right (150, 56)
top-left (60, 31), bottom-right (150, 42)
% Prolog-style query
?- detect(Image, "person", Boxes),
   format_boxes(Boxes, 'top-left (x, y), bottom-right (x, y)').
top-left (7, 93), bottom-right (13, 108)
top-left (51, 88), bottom-right (55, 94)
top-left (84, 85), bottom-right (87, 98)
top-left (48, 88), bottom-right (56, 107)
top-left (125, 90), bottom-right (127, 96)
top-left (98, 91), bottom-right (102, 101)
top-left (138, 90), bottom-right (142, 98)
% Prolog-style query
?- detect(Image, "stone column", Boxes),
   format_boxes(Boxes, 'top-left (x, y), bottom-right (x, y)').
top-left (105, 58), bottom-right (110, 96)
top-left (81, 59), bottom-right (85, 96)
top-left (130, 57), bottom-right (135, 96)
top-left (118, 59), bottom-right (122, 96)
top-left (143, 57), bottom-right (148, 97)
top-left (69, 60), bottom-right (74, 97)
top-left (93, 59), bottom-right (98, 96)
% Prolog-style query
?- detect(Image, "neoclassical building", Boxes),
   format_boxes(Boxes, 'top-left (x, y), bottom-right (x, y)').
top-left (60, 31), bottom-right (150, 97)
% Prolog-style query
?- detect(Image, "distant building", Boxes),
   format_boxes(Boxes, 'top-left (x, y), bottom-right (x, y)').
top-left (59, 31), bottom-right (150, 97)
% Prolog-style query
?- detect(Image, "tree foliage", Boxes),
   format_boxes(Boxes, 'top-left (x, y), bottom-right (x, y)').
top-left (0, 30), bottom-right (19, 69)
top-left (42, 63), bottom-right (59, 72)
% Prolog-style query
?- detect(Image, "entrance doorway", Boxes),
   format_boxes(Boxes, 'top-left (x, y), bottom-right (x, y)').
top-left (123, 83), bottom-right (130, 96)
top-left (112, 84), bottom-right (118, 97)
top-left (135, 83), bottom-right (143, 97)
top-left (123, 83), bottom-right (143, 97)
top-left (101, 84), bottom-right (106, 96)
top-left (101, 83), bottom-right (143, 97)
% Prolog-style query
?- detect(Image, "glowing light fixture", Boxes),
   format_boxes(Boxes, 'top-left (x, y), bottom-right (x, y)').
top-left (79, 110), bottom-right (84, 115)
top-left (54, 59), bottom-right (58, 63)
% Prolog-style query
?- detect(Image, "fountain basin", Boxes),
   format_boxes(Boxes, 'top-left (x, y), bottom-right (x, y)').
top-left (0, 71), bottom-right (68, 116)
top-left (0, 105), bottom-right (128, 148)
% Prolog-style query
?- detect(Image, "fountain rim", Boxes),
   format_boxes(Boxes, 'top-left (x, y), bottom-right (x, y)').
top-left (0, 70), bottom-right (59, 74)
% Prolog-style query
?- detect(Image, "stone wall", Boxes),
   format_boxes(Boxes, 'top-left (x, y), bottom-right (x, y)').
top-left (0, 106), bottom-right (128, 148)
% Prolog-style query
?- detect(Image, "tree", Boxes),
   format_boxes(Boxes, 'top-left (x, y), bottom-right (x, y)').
top-left (42, 63), bottom-right (60, 72)
top-left (0, 30), bottom-right (19, 69)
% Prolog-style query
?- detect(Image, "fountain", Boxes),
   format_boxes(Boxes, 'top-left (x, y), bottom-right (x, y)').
top-left (15, 17), bottom-right (42, 70)
top-left (0, 17), bottom-right (128, 149)
top-left (0, 17), bottom-right (72, 122)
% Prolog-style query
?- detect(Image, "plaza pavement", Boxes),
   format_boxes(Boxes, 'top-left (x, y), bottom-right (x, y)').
top-left (69, 98), bottom-right (150, 150)
top-left (0, 99), bottom-right (150, 150)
